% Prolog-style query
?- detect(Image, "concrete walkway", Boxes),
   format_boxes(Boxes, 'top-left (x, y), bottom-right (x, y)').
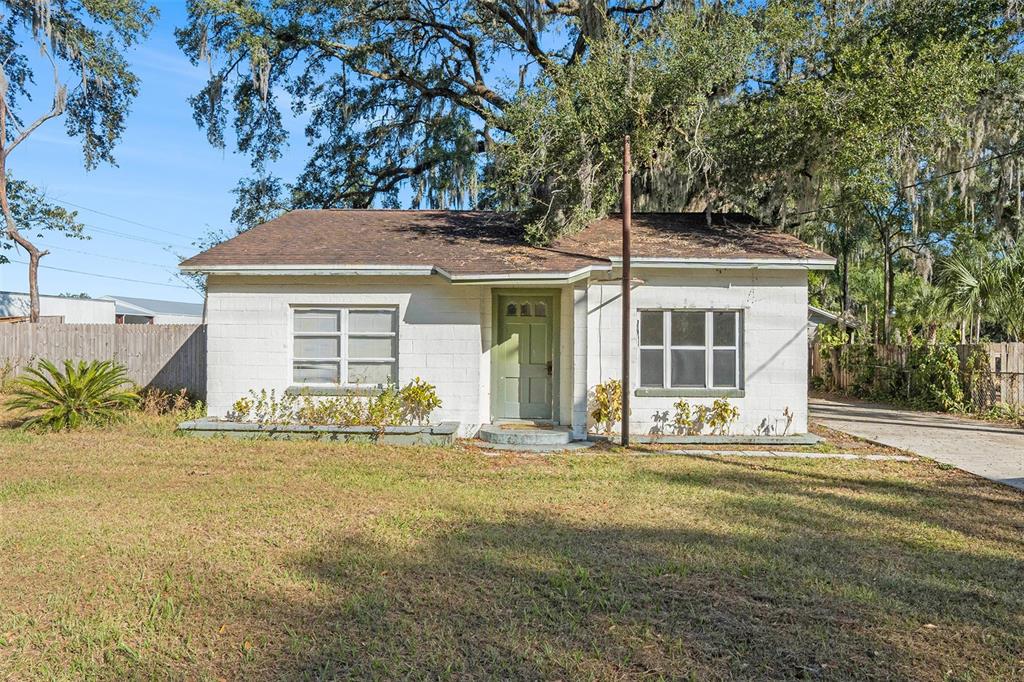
top-left (670, 450), bottom-right (914, 461)
top-left (810, 397), bottom-right (1024, 491)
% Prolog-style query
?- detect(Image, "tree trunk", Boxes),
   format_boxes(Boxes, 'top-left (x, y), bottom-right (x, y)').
top-left (841, 247), bottom-right (850, 312)
top-left (27, 251), bottom-right (42, 322)
top-left (881, 238), bottom-right (893, 344)
top-left (886, 250), bottom-right (896, 343)
top-left (0, 86), bottom-right (49, 323)
top-left (0, 166), bottom-right (48, 323)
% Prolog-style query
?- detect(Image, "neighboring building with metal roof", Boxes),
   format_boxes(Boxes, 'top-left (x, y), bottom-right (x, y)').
top-left (100, 296), bottom-right (205, 325)
top-left (0, 291), bottom-right (115, 324)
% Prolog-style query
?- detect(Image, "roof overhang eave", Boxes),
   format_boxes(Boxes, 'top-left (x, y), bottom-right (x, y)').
top-left (178, 264), bottom-right (438, 277)
top-left (607, 256), bottom-right (836, 271)
top-left (179, 262), bottom-right (615, 283)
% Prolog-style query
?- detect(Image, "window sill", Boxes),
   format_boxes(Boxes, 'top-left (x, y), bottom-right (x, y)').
top-left (285, 385), bottom-right (384, 397)
top-left (634, 387), bottom-right (745, 398)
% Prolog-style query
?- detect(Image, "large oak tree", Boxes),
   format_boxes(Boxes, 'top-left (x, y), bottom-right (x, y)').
top-left (181, 0), bottom-right (1024, 340)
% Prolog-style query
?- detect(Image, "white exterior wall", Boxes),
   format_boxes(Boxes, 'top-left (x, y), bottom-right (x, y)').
top-left (0, 292), bottom-right (114, 323)
top-left (580, 268), bottom-right (810, 435)
top-left (205, 275), bottom-right (488, 436)
top-left (203, 267), bottom-right (812, 438)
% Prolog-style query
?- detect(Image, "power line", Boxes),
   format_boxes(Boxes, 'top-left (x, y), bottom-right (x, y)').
top-left (7, 259), bottom-right (192, 290)
top-left (51, 197), bottom-right (195, 239)
top-left (79, 223), bottom-right (193, 250)
top-left (787, 143), bottom-right (1024, 222)
top-left (36, 243), bottom-right (180, 270)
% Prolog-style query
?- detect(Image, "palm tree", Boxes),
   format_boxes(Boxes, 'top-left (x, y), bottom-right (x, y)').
top-left (907, 283), bottom-right (951, 343)
top-left (940, 247), bottom-right (1022, 342)
top-left (993, 246), bottom-right (1024, 341)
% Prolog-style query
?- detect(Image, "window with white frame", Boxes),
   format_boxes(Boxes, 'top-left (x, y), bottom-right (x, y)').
top-left (638, 310), bottom-right (741, 389)
top-left (292, 307), bottom-right (398, 386)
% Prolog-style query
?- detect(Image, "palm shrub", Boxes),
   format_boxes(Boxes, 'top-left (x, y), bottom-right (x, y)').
top-left (6, 359), bottom-right (139, 430)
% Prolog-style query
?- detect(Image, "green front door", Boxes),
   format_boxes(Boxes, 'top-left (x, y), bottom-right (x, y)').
top-left (494, 294), bottom-right (554, 420)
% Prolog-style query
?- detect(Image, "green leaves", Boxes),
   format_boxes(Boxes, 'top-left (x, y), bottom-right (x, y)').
top-left (589, 379), bottom-right (623, 436)
top-left (6, 359), bottom-right (140, 431)
top-left (496, 9), bottom-right (757, 242)
top-left (178, 0), bottom-right (1024, 344)
top-left (939, 244), bottom-right (1024, 341)
top-left (1, 0), bottom-right (157, 168)
top-left (5, 176), bottom-right (84, 239)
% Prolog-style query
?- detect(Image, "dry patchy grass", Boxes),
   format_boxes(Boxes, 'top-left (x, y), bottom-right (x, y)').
top-left (0, 416), bottom-right (1022, 680)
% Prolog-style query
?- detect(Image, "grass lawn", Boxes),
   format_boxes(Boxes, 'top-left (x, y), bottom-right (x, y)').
top-left (1, 417), bottom-right (1022, 680)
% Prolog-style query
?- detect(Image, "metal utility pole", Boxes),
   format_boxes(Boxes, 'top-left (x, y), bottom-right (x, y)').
top-left (621, 135), bottom-right (632, 447)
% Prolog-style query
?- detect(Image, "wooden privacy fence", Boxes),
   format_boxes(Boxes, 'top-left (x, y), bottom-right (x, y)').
top-left (810, 342), bottom-right (1024, 407)
top-left (0, 324), bottom-right (207, 399)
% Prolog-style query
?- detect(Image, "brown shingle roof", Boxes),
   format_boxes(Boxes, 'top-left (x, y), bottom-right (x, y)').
top-left (179, 210), bottom-right (833, 275)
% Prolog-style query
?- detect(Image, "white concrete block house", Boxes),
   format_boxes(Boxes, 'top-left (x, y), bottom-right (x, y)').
top-left (179, 210), bottom-right (835, 439)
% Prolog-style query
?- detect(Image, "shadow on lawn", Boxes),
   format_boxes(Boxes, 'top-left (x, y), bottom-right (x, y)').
top-left (222, 468), bottom-right (1023, 680)
top-left (687, 457), bottom-right (1024, 541)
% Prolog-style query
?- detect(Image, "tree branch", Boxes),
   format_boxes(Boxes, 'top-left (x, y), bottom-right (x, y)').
top-left (608, 1), bottom-right (665, 16)
top-left (1, 48), bottom-right (67, 160)
top-left (479, 1), bottom-right (555, 73)
top-left (315, 38), bottom-right (510, 128)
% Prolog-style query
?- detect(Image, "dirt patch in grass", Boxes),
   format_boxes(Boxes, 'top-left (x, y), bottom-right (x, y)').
top-left (0, 415), bottom-right (1022, 680)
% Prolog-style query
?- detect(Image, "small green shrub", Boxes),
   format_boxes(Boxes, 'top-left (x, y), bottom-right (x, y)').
top-left (295, 394), bottom-right (335, 425)
top-left (983, 402), bottom-right (1024, 427)
top-left (180, 400), bottom-right (206, 422)
top-left (399, 377), bottom-right (443, 425)
top-left (672, 400), bottom-right (694, 435)
top-left (590, 379), bottom-right (623, 435)
top-left (366, 383), bottom-right (403, 431)
top-left (904, 343), bottom-right (964, 411)
top-left (707, 398), bottom-right (740, 435)
top-left (229, 396), bottom-right (253, 421)
top-left (294, 393), bottom-right (370, 426)
top-left (232, 378), bottom-right (442, 429)
top-left (693, 404), bottom-right (711, 433)
top-left (247, 389), bottom-right (299, 425)
top-left (6, 359), bottom-right (139, 431)
top-left (840, 345), bottom-right (881, 397)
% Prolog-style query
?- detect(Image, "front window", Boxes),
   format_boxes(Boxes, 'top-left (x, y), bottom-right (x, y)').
top-left (639, 310), bottom-right (741, 389)
top-left (292, 307), bottom-right (398, 386)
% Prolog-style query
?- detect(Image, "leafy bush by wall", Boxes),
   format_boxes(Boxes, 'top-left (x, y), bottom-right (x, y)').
top-left (904, 344), bottom-right (965, 411)
top-left (827, 342), bottom-right (988, 413)
top-left (589, 380), bottom-right (623, 435)
top-left (228, 378), bottom-right (443, 428)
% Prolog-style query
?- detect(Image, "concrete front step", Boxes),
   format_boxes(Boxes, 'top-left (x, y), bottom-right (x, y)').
top-left (473, 439), bottom-right (596, 453)
top-left (477, 423), bottom-right (574, 446)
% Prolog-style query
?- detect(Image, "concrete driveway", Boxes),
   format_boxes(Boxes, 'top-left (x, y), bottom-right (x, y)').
top-left (810, 397), bottom-right (1024, 492)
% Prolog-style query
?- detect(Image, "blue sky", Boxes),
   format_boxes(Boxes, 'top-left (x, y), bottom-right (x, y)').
top-left (1, 3), bottom-right (305, 303)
